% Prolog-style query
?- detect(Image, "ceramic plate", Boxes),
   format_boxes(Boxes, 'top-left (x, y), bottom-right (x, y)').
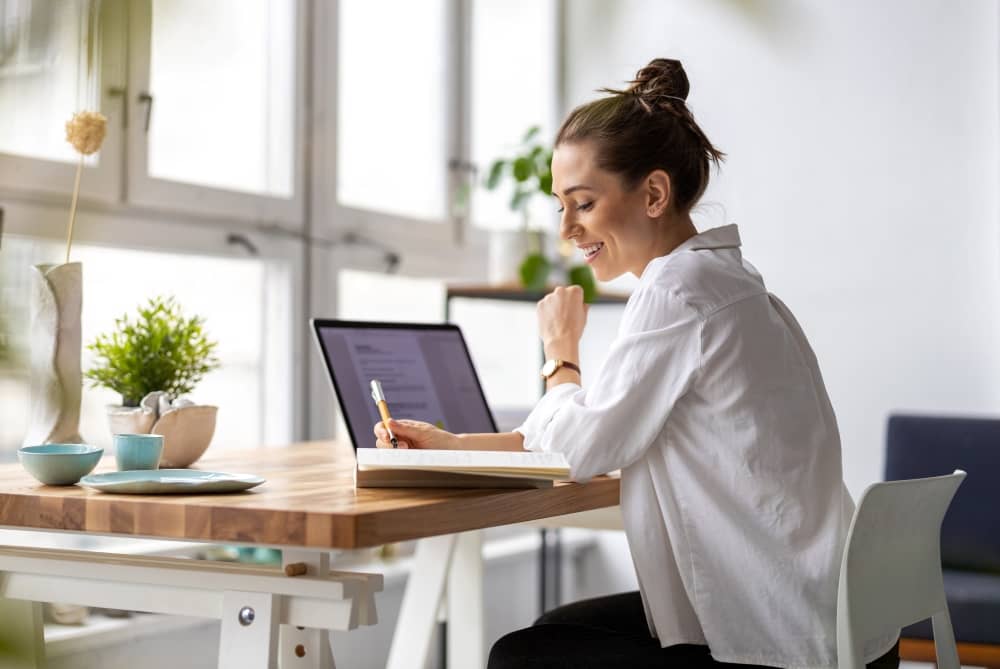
top-left (79, 469), bottom-right (265, 494)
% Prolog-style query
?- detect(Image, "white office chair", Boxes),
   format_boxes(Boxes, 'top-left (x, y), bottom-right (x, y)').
top-left (837, 470), bottom-right (966, 669)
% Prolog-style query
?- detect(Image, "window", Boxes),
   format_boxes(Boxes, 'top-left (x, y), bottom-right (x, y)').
top-left (0, 0), bottom-right (119, 200)
top-left (1, 0), bottom-right (562, 456)
top-left (127, 0), bottom-right (304, 222)
top-left (0, 0), bottom-right (100, 163)
top-left (327, 0), bottom-right (560, 255)
top-left (0, 0), bottom-right (304, 223)
top-left (336, 0), bottom-right (450, 222)
top-left (146, 0), bottom-right (295, 198)
top-left (0, 233), bottom-right (294, 459)
top-left (470, 0), bottom-right (558, 232)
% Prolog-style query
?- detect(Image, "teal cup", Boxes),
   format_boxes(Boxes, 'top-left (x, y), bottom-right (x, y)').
top-left (114, 433), bottom-right (164, 471)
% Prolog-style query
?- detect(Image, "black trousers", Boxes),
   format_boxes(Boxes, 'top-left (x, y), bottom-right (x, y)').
top-left (487, 591), bottom-right (900, 669)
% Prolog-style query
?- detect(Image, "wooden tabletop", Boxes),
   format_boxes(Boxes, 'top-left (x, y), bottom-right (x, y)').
top-left (0, 441), bottom-right (620, 549)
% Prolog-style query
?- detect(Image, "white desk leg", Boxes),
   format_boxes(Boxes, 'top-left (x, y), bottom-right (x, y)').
top-left (280, 550), bottom-right (335, 669)
top-left (447, 531), bottom-right (484, 668)
top-left (385, 534), bottom-right (457, 669)
top-left (0, 598), bottom-right (45, 669)
top-left (218, 591), bottom-right (279, 669)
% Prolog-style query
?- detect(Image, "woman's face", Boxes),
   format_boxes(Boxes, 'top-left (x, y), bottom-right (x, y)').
top-left (550, 141), bottom-right (667, 281)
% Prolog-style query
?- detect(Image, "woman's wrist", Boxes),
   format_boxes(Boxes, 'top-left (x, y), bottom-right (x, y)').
top-left (543, 339), bottom-right (580, 364)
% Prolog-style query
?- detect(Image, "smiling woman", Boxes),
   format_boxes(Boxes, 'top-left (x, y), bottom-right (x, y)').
top-left (375, 57), bottom-right (901, 669)
top-left (551, 58), bottom-right (725, 282)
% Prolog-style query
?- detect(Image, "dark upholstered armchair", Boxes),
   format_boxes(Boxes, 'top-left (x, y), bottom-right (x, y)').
top-left (884, 414), bottom-right (1000, 668)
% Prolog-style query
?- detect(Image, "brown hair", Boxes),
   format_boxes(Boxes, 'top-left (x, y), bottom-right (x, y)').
top-left (556, 58), bottom-right (725, 213)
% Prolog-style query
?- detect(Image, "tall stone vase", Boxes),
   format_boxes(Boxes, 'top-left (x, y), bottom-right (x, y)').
top-left (22, 262), bottom-right (84, 446)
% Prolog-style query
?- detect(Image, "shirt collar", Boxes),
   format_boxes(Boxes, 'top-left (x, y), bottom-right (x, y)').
top-left (639, 224), bottom-right (742, 280)
top-left (672, 223), bottom-right (742, 253)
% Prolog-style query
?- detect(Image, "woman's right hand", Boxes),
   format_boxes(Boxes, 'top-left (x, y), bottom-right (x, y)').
top-left (373, 419), bottom-right (460, 450)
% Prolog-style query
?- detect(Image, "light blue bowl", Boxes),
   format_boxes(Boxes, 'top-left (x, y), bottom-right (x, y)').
top-left (18, 444), bottom-right (104, 486)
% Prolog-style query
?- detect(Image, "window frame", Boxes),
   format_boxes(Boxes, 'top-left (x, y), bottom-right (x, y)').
top-left (314, 0), bottom-right (493, 263)
top-left (124, 0), bottom-right (308, 226)
top-left (0, 0), bottom-right (564, 444)
top-left (0, 0), bottom-right (308, 227)
top-left (0, 0), bottom-right (124, 204)
top-left (0, 197), bottom-right (306, 447)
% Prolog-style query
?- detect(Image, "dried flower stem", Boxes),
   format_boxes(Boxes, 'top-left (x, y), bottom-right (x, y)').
top-left (63, 110), bottom-right (107, 264)
top-left (66, 154), bottom-right (83, 264)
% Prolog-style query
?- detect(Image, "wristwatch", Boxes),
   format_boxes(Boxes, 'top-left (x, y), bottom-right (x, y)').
top-left (540, 359), bottom-right (581, 379)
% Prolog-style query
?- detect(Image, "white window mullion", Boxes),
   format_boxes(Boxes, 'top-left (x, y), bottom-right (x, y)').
top-left (446, 0), bottom-right (472, 246)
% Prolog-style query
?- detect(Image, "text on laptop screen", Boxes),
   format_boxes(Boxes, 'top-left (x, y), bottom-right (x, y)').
top-left (317, 326), bottom-right (496, 448)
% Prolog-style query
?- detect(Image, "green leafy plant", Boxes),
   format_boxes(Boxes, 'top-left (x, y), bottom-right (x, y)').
top-left (478, 126), bottom-right (597, 301)
top-left (86, 296), bottom-right (220, 407)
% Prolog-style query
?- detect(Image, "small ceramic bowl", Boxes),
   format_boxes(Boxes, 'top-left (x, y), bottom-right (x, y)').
top-left (18, 444), bottom-right (104, 486)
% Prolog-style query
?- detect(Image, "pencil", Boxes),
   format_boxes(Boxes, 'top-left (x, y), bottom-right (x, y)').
top-left (370, 379), bottom-right (398, 448)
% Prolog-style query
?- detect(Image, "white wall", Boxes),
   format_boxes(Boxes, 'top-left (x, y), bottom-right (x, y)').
top-left (564, 0), bottom-right (1000, 499)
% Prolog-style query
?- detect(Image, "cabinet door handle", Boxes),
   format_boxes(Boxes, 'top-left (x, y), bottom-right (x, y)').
top-left (137, 92), bottom-right (154, 132)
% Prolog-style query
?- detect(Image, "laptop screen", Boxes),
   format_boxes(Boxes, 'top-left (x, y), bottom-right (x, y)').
top-left (313, 320), bottom-right (498, 449)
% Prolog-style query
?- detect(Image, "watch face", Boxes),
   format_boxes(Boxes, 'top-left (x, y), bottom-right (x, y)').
top-left (541, 359), bottom-right (558, 377)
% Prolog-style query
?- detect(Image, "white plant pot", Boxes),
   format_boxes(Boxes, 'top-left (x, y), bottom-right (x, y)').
top-left (152, 404), bottom-right (218, 468)
top-left (106, 394), bottom-right (217, 468)
top-left (488, 229), bottom-right (528, 285)
top-left (23, 263), bottom-right (83, 446)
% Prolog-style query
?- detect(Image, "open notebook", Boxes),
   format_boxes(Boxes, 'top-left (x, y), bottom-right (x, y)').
top-left (354, 449), bottom-right (571, 489)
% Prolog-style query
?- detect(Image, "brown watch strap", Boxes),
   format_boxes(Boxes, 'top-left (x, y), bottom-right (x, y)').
top-left (543, 359), bottom-right (580, 378)
top-left (560, 361), bottom-right (581, 374)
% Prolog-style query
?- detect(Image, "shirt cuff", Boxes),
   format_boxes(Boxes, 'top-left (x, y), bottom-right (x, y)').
top-left (512, 382), bottom-right (579, 452)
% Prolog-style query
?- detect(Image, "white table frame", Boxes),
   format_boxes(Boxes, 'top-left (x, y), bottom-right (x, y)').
top-left (0, 540), bottom-right (381, 669)
top-left (0, 508), bottom-right (623, 669)
top-left (384, 506), bottom-right (625, 669)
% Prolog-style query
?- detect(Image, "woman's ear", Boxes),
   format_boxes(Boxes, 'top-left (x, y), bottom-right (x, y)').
top-left (646, 170), bottom-right (671, 218)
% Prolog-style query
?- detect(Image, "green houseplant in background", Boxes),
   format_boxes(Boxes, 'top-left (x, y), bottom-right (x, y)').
top-left (478, 127), bottom-right (597, 302)
top-left (86, 295), bottom-right (219, 407)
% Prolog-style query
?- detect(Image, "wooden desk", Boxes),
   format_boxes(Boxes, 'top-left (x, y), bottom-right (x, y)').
top-left (0, 440), bottom-right (620, 668)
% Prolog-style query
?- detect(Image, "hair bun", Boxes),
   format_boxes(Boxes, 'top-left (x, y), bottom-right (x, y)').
top-left (628, 58), bottom-right (690, 108)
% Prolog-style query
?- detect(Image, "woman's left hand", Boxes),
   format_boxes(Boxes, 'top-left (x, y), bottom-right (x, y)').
top-left (537, 285), bottom-right (588, 352)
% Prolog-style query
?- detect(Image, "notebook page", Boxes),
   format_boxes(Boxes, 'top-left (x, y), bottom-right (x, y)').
top-left (356, 448), bottom-right (570, 474)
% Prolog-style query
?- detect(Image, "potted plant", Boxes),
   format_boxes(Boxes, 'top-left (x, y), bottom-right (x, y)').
top-left (86, 295), bottom-right (221, 467)
top-left (473, 126), bottom-right (597, 301)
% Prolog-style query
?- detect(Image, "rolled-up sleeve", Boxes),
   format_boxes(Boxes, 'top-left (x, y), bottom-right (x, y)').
top-left (514, 291), bottom-right (702, 482)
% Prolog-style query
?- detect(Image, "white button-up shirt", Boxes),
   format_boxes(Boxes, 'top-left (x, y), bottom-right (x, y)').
top-left (515, 224), bottom-right (898, 669)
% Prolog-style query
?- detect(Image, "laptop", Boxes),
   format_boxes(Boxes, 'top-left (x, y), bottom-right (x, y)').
top-left (311, 319), bottom-right (499, 450)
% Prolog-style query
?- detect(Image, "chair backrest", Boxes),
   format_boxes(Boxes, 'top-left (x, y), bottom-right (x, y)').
top-left (885, 414), bottom-right (1000, 572)
top-left (837, 470), bottom-right (966, 669)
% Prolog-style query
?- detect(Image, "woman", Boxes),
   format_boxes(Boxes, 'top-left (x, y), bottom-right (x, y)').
top-left (374, 59), bottom-right (900, 669)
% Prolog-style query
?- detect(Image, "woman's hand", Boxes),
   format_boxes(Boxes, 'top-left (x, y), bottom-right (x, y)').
top-left (373, 419), bottom-right (460, 450)
top-left (537, 285), bottom-right (588, 356)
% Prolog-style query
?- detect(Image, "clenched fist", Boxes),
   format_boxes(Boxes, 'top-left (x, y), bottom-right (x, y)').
top-left (537, 285), bottom-right (588, 351)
